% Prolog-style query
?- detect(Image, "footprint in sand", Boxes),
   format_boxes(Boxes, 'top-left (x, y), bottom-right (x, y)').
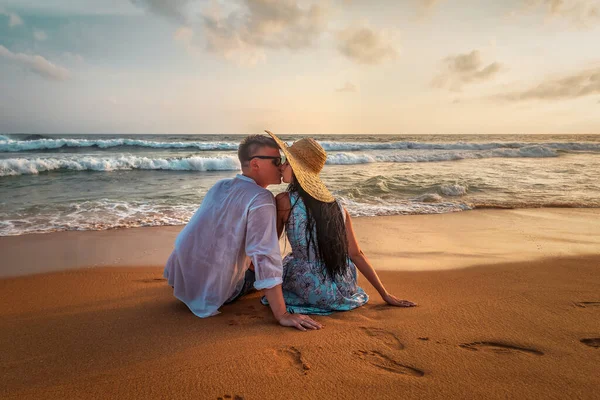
top-left (234, 311), bottom-right (264, 320)
top-left (276, 346), bottom-right (311, 375)
top-left (360, 327), bottom-right (405, 350)
top-left (574, 301), bottom-right (600, 308)
top-left (217, 395), bottom-right (244, 400)
top-left (355, 350), bottom-right (424, 377)
top-left (580, 338), bottom-right (600, 348)
top-left (459, 341), bottom-right (544, 356)
top-left (370, 304), bottom-right (395, 311)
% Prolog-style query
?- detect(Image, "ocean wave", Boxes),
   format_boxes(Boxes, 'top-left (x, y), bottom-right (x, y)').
top-left (340, 198), bottom-right (473, 217)
top-left (412, 193), bottom-right (445, 203)
top-left (0, 197), bottom-right (475, 236)
top-left (2, 195), bottom-right (599, 236)
top-left (440, 184), bottom-right (468, 196)
top-left (2, 136), bottom-right (600, 153)
top-left (326, 146), bottom-right (559, 164)
top-left (0, 145), bottom-right (566, 176)
top-left (0, 155), bottom-right (240, 176)
top-left (320, 141), bottom-right (600, 152)
top-left (0, 138), bottom-right (240, 152)
top-left (0, 200), bottom-right (197, 236)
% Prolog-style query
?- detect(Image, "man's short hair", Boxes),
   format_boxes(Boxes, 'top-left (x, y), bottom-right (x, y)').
top-left (238, 135), bottom-right (279, 166)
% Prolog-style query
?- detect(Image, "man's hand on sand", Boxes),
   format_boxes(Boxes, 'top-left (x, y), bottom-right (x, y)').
top-left (278, 312), bottom-right (323, 331)
top-left (382, 293), bottom-right (417, 307)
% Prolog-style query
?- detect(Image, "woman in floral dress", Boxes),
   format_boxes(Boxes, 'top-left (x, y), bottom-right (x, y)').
top-left (263, 131), bottom-right (417, 315)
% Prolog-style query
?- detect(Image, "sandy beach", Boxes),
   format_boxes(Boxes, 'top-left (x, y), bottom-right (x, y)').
top-left (1, 209), bottom-right (599, 399)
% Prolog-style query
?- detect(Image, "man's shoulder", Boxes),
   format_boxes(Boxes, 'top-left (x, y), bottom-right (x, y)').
top-left (217, 176), bottom-right (275, 207)
top-left (207, 177), bottom-right (233, 192)
top-left (250, 188), bottom-right (276, 208)
top-left (214, 177), bottom-right (235, 187)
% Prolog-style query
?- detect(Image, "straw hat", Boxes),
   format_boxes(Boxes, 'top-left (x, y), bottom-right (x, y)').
top-left (265, 130), bottom-right (335, 203)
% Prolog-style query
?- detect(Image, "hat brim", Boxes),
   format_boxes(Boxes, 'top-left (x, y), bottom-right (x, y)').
top-left (265, 130), bottom-right (335, 203)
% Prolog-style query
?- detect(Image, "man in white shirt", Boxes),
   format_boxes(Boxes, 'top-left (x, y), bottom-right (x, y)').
top-left (164, 135), bottom-right (322, 331)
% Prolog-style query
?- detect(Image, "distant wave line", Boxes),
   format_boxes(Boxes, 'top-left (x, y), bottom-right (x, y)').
top-left (2, 137), bottom-right (600, 153)
top-left (325, 145), bottom-right (560, 164)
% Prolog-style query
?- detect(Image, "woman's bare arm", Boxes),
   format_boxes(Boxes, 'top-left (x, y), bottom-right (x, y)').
top-left (275, 192), bottom-right (291, 238)
top-left (345, 209), bottom-right (416, 307)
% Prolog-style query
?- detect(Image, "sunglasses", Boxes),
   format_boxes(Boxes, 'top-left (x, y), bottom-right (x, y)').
top-left (248, 154), bottom-right (286, 167)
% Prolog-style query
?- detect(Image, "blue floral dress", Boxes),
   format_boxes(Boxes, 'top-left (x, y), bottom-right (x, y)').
top-left (263, 192), bottom-right (369, 315)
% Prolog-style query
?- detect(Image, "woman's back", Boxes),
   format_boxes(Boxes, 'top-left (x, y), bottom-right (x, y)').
top-left (276, 192), bottom-right (368, 314)
top-left (285, 191), bottom-right (338, 263)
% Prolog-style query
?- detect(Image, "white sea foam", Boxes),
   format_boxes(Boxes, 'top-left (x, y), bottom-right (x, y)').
top-left (440, 184), bottom-right (468, 196)
top-left (0, 155), bottom-right (241, 176)
top-left (0, 196), bottom-right (475, 236)
top-left (0, 145), bottom-right (567, 176)
top-left (319, 141), bottom-right (410, 151)
top-left (2, 137), bottom-right (600, 153)
top-left (0, 138), bottom-right (240, 152)
top-left (325, 146), bottom-right (559, 164)
top-left (413, 193), bottom-right (444, 203)
top-left (340, 197), bottom-right (472, 217)
top-left (0, 200), bottom-right (197, 236)
top-left (317, 141), bottom-right (600, 152)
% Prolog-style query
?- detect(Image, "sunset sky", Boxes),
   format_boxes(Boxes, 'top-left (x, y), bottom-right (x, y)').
top-left (1, 0), bottom-right (599, 135)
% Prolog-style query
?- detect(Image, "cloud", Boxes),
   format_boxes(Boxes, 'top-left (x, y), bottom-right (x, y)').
top-left (174, 26), bottom-right (194, 42)
top-left (498, 66), bottom-right (600, 101)
top-left (0, 7), bottom-right (23, 27)
top-left (203, 0), bottom-right (327, 51)
top-left (432, 50), bottom-right (502, 91)
top-left (173, 0), bottom-right (327, 65)
top-left (174, 23), bottom-right (267, 65)
top-left (413, 0), bottom-right (444, 18)
top-left (33, 29), bottom-right (48, 41)
top-left (335, 81), bottom-right (357, 92)
top-left (419, 0), bottom-right (443, 10)
top-left (129, 0), bottom-right (193, 22)
top-left (0, 45), bottom-right (70, 81)
top-left (63, 52), bottom-right (84, 64)
top-left (345, 0), bottom-right (443, 11)
top-left (521, 0), bottom-right (600, 27)
top-left (336, 25), bottom-right (398, 65)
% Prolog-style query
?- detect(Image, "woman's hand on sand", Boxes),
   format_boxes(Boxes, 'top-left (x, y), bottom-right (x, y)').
top-left (382, 293), bottom-right (417, 307)
top-left (277, 312), bottom-right (323, 331)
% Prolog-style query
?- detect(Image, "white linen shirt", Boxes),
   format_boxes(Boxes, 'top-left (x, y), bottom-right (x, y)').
top-left (163, 174), bottom-right (283, 317)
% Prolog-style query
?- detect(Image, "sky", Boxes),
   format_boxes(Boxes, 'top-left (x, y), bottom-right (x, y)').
top-left (0, 0), bottom-right (599, 135)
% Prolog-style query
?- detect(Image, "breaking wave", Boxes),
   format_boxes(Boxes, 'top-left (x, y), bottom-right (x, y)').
top-left (0, 144), bottom-right (576, 176)
top-left (2, 137), bottom-right (600, 153)
top-left (326, 146), bottom-right (559, 164)
top-left (0, 155), bottom-right (240, 176)
top-left (0, 138), bottom-right (240, 152)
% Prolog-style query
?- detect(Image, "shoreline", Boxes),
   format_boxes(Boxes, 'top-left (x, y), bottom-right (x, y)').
top-left (1, 207), bottom-right (600, 278)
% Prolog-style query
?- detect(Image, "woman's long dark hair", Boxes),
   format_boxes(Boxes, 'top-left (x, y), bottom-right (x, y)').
top-left (287, 179), bottom-right (349, 280)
